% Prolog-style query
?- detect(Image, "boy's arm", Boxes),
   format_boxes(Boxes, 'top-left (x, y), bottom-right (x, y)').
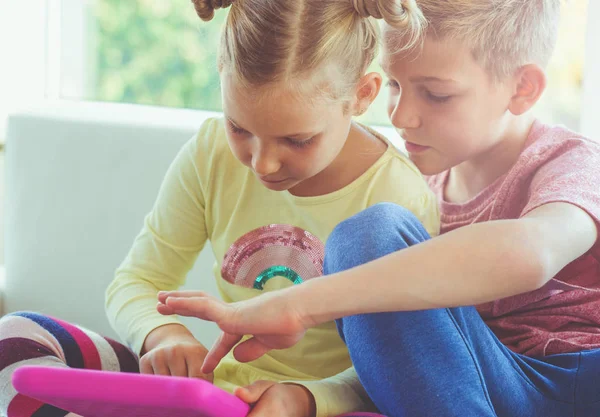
top-left (300, 202), bottom-right (598, 325)
top-left (160, 203), bottom-right (597, 366)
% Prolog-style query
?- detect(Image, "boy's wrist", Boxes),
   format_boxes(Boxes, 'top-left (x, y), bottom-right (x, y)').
top-left (282, 282), bottom-right (324, 330)
top-left (289, 275), bottom-right (348, 329)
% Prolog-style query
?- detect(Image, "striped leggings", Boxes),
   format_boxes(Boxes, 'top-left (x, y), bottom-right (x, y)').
top-left (0, 312), bottom-right (386, 417)
top-left (0, 312), bottom-right (139, 417)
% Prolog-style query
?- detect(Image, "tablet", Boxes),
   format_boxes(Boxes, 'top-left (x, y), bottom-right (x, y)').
top-left (336, 414), bottom-right (387, 417)
top-left (12, 365), bottom-right (250, 417)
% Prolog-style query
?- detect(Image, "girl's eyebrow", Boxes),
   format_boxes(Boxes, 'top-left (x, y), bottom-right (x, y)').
top-left (283, 132), bottom-right (319, 139)
top-left (227, 116), bottom-right (317, 139)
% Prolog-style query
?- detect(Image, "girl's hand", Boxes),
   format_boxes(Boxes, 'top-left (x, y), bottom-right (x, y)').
top-left (139, 338), bottom-right (214, 382)
top-left (157, 289), bottom-right (308, 373)
top-left (235, 381), bottom-right (316, 417)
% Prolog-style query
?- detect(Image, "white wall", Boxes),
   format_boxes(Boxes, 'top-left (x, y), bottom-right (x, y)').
top-left (0, 1), bottom-right (48, 139)
top-left (581, 0), bottom-right (600, 140)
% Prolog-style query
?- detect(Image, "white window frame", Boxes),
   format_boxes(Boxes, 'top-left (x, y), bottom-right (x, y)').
top-left (2, 0), bottom-right (600, 140)
top-left (53, 0), bottom-right (95, 100)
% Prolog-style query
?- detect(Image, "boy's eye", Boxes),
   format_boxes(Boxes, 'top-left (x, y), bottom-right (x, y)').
top-left (425, 90), bottom-right (452, 104)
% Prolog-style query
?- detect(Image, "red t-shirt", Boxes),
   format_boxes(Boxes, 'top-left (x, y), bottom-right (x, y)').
top-left (427, 120), bottom-right (600, 357)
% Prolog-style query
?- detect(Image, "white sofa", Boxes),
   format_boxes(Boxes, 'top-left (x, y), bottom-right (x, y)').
top-left (4, 100), bottom-right (396, 349)
top-left (4, 101), bottom-right (223, 347)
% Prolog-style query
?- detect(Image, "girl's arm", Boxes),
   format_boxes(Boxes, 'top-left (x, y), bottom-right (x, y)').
top-left (291, 366), bottom-right (376, 417)
top-left (106, 128), bottom-right (211, 356)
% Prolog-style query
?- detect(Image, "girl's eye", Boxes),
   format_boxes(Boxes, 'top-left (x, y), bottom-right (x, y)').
top-left (228, 120), bottom-right (248, 135)
top-left (286, 136), bottom-right (316, 149)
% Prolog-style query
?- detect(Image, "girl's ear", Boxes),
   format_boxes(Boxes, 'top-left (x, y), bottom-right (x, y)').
top-left (352, 72), bottom-right (382, 116)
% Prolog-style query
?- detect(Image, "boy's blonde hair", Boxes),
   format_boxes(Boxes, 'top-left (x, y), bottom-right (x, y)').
top-left (390, 0), bottom-right (562, 79)
top-left (191, 0), bottom-right (425, 102)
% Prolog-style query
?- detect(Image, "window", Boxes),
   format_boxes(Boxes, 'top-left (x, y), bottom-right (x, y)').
top-left (0, 0), bottom-right (596, 134)
top-left (52, 0), bottom-right (590, 129)
top-left (90, 1), bottom-right (225, 112)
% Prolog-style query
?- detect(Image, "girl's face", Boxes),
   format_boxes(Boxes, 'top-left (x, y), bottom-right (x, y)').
top-left (221, 74), bottom-right (354, 195)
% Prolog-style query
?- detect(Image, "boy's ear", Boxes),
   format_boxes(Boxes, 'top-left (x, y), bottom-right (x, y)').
top-left (352, 72), bottom-right (382, 116)
top-left (508, 64), bottom-right (547, 116)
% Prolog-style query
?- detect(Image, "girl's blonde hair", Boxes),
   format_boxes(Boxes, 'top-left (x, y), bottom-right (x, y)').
top-left (388, 0), bottom-right (562, 79)
top-left (191, 0), bottom-right (426, 101)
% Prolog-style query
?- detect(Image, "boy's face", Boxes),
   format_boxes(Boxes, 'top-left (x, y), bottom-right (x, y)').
top-left (381, 28), bottom-right (515, 175)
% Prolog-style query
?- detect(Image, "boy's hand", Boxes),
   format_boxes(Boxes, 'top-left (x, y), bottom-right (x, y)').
top-left (140, 325), bottom-right (214, 382)
top-left (157, 289), bottom-right (309, 372)
top-left (235, 381), bottom-right (316, 417)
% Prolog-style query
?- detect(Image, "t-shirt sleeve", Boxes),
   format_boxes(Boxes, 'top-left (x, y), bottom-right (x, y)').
top-left (369, 151), bottom-right (441, 238)
top-left (485, 135), bottom-right (600, 317)
top-left (105, 119), bottom-right (221, 355)
top-left (522, 137), bottom-right (600, 228)
top-left (286, 367), bottom-right (377, 417)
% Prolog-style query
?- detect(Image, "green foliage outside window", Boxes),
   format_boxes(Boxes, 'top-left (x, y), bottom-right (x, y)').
top-left (92, 0), bottom-right (587, 129)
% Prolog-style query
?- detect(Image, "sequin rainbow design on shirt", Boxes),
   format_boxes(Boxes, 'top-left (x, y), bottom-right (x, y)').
top-left (221, 225), bottom-right (325, 290)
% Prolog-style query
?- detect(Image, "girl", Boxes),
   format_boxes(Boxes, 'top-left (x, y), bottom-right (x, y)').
top-left (0, 1), bottom-right (437, 417)
top-left (160, 1), bottom-right (600, 416)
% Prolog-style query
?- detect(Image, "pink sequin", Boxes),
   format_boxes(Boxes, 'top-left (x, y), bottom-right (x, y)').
top-left (221, 225), bottom-right (325, 289)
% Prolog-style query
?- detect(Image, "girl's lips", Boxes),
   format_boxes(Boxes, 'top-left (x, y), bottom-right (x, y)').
top-left (404, 141), bottom-right (431, 154)
top-left (260, 177), bottom-right (288, 184)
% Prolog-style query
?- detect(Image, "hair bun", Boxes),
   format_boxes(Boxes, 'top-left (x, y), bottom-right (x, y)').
top-left (352, 0), bottom-right (422, 21)
top-left (192, 0), bottom-right (235, 22)
top-left (352, 0), bottom-right (426, 51)
top-left (352, 0), bottom-right (382, 18)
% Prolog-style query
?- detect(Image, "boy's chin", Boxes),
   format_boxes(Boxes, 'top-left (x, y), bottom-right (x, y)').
top-left (408, 156), bottom-right (447, 176)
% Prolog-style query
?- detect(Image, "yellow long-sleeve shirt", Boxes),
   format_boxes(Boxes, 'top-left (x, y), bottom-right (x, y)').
top-left (106, 117), bottom-right (439, 416)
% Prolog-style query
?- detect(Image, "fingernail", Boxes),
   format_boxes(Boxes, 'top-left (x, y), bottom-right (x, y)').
top-left (165, 297), bottom-right (180, 305)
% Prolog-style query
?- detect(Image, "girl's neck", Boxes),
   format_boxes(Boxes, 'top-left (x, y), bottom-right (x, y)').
top-left (445, 115), bottom-right (536, 204)
top-left (289, 122), bottom-right (388, 197)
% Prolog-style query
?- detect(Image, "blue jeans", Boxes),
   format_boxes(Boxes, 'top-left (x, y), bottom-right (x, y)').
top-left (323, 203), bottom-right (600, 417)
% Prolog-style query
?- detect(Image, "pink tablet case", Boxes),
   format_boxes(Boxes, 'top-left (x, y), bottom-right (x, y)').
top-left (12, 366), bottom-right (250, 417)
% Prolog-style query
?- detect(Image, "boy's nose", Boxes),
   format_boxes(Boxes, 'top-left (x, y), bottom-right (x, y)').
top-left (391, 96), bottom-right (421, 129)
